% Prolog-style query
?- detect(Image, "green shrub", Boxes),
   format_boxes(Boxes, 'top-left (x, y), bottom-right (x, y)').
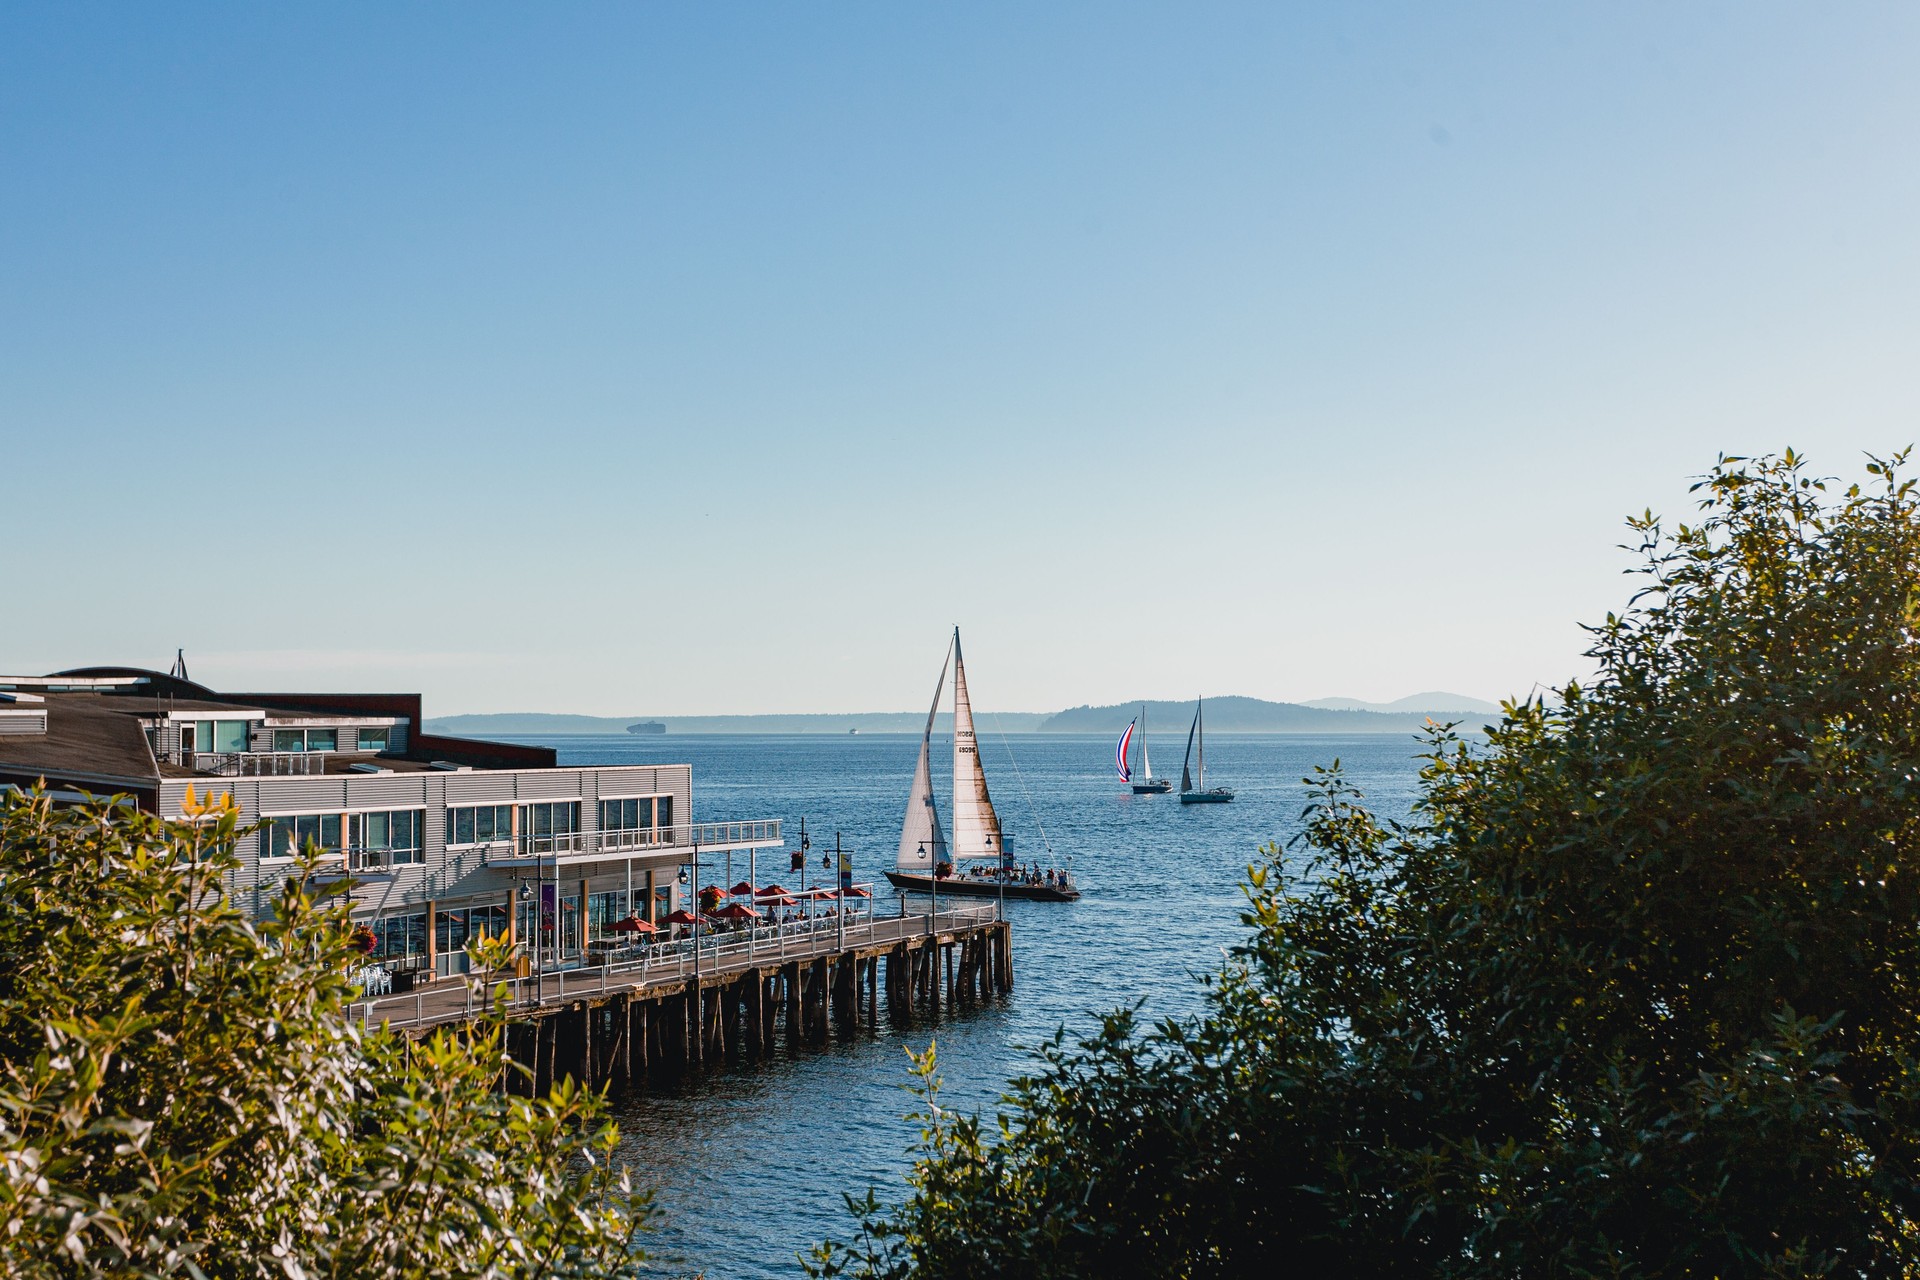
top-left (0, 788), bottom-right (653, 1278)
top-left (815, 451), bottom-right (1920, 1278)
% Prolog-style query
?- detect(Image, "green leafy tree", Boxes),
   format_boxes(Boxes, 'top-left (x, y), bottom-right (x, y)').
top-left (814, 450), bottom-right (1920, 1278)
top-left (0, 787), bottom-right (654, 1278)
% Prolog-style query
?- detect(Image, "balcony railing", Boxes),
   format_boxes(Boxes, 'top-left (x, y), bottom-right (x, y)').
top-left (343, 845), bottom-right (422, 874)
top-left (481, 819), bottom-right (783, 865)
top-left (189, 751), bottom-right (327, 777)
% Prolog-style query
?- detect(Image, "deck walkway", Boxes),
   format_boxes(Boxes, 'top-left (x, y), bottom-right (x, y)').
top-left (351, 903), bottom-right (1004, 1034)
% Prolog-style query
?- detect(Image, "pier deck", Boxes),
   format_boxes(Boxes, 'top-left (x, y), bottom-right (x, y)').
top-left (351, 904), bottom-right (1011, 1089)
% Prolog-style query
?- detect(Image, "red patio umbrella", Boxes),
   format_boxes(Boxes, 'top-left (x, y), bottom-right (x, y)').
top-left (712, 901), bottom-right (761, 920)
top-left (756, 892), bottom-right (798, 907)
top-left (661, 908), bottom-right (700, 926)
top-left (609, 916), bottom-right (656, 934)
top-left (728, 880), bottom-right (756, 897)
top-left (840, 886), bottom-right (873, 899)
top-left (752, 884), bottom-right (792, 898)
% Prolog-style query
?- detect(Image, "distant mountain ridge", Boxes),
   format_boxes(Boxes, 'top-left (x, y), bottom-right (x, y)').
top-left (424, 711), bottom-right (1055, 737)
top-left (1301, 691), bottom-right (1501, 715)
top-left (1037, 696), bottom-right (1492, 735)
top-left (427, 695), bottom-right (1497, 738)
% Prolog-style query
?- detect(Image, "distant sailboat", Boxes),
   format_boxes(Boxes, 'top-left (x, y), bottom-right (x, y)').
top-left (1116, 705), bottom-right (1173, 794)
top-left (887, 628), bottom-right (1079, 902)
top-left (1179, 697), bottom-right (1234, 804)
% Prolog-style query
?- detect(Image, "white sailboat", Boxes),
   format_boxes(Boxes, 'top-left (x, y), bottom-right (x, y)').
top-left (1118, 704), bottom-right (1174, 794)
top-left (1179, 696), bottom-right (1235, 804)
top-left (888, 628), bottom-right (1079, 902)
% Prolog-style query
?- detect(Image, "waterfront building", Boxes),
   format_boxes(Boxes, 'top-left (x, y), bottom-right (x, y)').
top-left (0, 665), bottom-right (781, 983)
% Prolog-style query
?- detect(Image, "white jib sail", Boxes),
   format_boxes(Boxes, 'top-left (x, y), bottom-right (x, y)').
top-left (949, 628), bottom-right (1007, 862)
top-left (898, 641), bottom-right (952, 870)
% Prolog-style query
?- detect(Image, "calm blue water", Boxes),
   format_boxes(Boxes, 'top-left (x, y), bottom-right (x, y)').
top-left (538, 732), bottom-right (1432, 1278)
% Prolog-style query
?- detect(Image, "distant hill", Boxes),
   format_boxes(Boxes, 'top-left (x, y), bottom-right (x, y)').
top-left (426, 698), bottom-right (1496, 739)
top-left (1038, 696), bottom-right (1490, 734)
top-left (1301, 691), bottom-right (1501, 716)
top-left (424, 711), bottom-right (1054, 737)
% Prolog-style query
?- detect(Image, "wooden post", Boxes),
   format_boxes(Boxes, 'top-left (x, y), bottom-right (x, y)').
top-left (685, 979), bottom-right (702, 1069)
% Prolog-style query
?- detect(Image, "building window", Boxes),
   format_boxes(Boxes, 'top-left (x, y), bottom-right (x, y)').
top-left (587, 890), bottom-right (634, 939)
top-left (657, 795), bottom-right (674, 832)
top-left (470, 903), bottom-right (507, 942)
top-left (357, 727), bottom-right (390, 752)
top-left (368, 913), bottom-right (428, 964)
top-left (435, 908), bottom-right (470, 957)
top-left (519, 801), bottom-right (581, 853)
top-left (599, 797), bottom-right (656, 831)
top-left (264, 813), bottom-right (342, 860)
top-left (271, 728), bottom-right (340, 753)
top-left (184, 720), bottom-right (249, 754)
top-left (446, 804), bottom-right (514, 847)
top-left (348, 810), bottom-right (423, 865)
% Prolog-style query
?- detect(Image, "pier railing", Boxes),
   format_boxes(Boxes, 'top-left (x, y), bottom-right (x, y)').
top-left (349, 902), bottom-right (1000, 1032)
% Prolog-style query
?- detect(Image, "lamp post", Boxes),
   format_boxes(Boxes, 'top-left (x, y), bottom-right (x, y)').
top-left (689, 840), bottom-right (701, 983)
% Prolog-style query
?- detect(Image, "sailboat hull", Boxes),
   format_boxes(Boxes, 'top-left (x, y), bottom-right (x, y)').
top-left (1132, 778), bottom-right (1174, 794)
top-left (1180, 788), bottom-right (1235, 804)
top-left (886, 871), bottom-right (1080, 902)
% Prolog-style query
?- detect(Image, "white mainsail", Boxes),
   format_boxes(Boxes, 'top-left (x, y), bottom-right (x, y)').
top-left (1140, 704), bottom-right (1153, 781)
top-left (949, 628), bottom-right (1007, 863)
top-left (897, 640), bottom-right (952, 870)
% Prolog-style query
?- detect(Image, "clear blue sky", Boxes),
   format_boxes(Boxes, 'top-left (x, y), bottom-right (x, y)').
top-left (4, 4), bottom-right (1916, 715)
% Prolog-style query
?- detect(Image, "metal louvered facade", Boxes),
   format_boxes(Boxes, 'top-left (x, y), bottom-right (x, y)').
top-left (156, 759), bottom-right (774, 976)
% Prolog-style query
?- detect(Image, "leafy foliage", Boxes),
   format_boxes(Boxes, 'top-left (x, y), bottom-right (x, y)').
top-left (814, 451), bottom-right (1920, 1278)
top-left (0, 788), bottom-right (653, 1278)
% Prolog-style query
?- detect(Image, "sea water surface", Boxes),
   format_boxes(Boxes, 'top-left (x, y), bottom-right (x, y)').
top-left (536, 731), bottom-right (1435, 1278)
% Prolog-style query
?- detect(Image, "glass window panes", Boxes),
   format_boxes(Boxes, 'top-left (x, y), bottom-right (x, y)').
top-left (357, 727), bottom-right (389, 752)
top-left (267, 813), bottom-right (341, 859)
top-left (306, 729), bottom-right (337, 752)
top-left (436, 909), bottom-right (469, 956)
top-left (370, 913), bottom-right (427, 959)
top-left (470, 903), bottom-right (507, 941)
top-left (600, 797), bottom-right (656, 831)
top-left (180, 723), bottom-right (199, 752)
top-left (214, 720), bottom-right (249, 752)
top-left (657, 795), bottom-right (674, 831)
top-left (446, 805), bottom-right (512, 846)
top-left (273, 730), bottom-right (305, 752)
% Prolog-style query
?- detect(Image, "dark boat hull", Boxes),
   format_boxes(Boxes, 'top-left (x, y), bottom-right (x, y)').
top-left (885, 871), bottom-right (1080, 902)
top-left (1180, 788), bottom-right (1235, 804)
top-left (1132, 779), bottom-right (1174, 794)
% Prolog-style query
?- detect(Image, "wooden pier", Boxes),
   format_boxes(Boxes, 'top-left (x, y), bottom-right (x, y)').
top-left (351, 904), bottom-right (1011, 1092)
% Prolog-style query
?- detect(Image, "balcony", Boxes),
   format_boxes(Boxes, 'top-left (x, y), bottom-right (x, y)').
top-left (188, 751), bottom-right (327, 777)
top-left (480, 819), bottom-right (783, 868)
top-left (311, 845), bottom-right (420, 880)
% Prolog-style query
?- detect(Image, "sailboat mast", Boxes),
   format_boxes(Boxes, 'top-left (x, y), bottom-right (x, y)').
top-left (1139, 704), bottom-right (1149, 780)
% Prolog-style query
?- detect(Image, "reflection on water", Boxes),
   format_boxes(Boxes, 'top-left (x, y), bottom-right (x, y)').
top-left (539, 732), bottom-right (1432, 1277)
